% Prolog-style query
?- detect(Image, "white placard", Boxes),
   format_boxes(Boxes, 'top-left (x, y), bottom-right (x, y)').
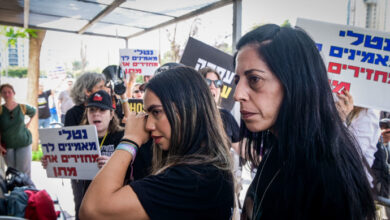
top-left (39, 125), bottom-right (100, 180)
top-left (119, 49), bottom-right (159, 78)
top-left (296, 18), bottom-right (390, 111)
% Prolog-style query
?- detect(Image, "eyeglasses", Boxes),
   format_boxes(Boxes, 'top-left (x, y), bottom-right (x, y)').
top-left (133, 90), bottom-right (144, 94)
top-left (205, 78), bottom-right (223, 88)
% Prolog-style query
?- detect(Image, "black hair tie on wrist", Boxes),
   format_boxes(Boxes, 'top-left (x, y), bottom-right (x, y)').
top-left (120, 139), bottom-right (140, 149)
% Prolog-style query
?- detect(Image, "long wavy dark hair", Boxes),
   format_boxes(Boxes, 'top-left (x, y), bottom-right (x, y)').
top-left (234, 24), bottom-right (375, 219)
top-left (145, 66), bottom-right (232, 175)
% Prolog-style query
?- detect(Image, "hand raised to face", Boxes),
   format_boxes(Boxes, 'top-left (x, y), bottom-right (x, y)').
top-left (123, 112), bottom-right (150, 147)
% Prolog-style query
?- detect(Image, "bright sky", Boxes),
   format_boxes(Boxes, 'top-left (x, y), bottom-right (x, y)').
top-left (40, 0), bottom-right (349, 72)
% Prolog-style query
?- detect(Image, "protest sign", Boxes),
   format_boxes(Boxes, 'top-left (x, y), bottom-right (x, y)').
top-left (180, 37), bottom-right (236, 111)
top-left (39, 125), bottom-right (100, 180)
top-left (119, 49), bottom-right (159, 80)
top-left (297, 18), bottom-right (390, 111)
top-left (128, 99), bottom-right (144, 113)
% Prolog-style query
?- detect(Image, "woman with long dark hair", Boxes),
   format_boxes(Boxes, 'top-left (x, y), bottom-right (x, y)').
top-left (233, 24), bottom-right (375, 219)
top-left (80, 67), bottom-right (234, 219)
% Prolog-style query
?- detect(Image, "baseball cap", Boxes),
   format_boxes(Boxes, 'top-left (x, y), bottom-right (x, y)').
top-left (87, 90), bottom-right (113, 110)
top-left (154, 62), bottom-right (184, 76)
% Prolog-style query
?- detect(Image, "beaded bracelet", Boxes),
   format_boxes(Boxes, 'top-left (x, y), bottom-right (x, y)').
top-left (120, 138), bottom-right (140, 149)
top-left (116, 142), bottom-right (138, 159)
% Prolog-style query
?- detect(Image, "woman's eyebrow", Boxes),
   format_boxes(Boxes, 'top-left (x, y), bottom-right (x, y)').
top-left (244, 69), bottom-right (266, 75)
top-left (145, 104), bottom-right (163, 112)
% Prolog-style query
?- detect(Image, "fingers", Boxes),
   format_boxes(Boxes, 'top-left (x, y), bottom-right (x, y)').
top-left (97, 156), bottom-right (109, 169)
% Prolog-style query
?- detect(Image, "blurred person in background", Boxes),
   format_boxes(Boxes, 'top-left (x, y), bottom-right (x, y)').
top-left (57, 79), bottom-right (74, 124)
top-left (38, 84), bottom-right (53, 128)
top-left (131, 83), bottom-right (144, 99)
top-left (0, 84), bottom-right (36, 177)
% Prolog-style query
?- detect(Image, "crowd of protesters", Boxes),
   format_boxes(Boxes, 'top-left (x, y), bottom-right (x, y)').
top-left (1, 23), bottom-right (390, 220)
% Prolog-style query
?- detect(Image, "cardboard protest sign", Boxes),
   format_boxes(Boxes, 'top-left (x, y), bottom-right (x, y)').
top-left (39, 125), bottom-right (100, 180)
top-left (297, 18), bottom-right (390, 111)
top-left (119, 49), bottom-right (159, 80)
top-left (128, 99), bottom-right (144, 113)
top-left (180, 37), bottom-right (236, 111)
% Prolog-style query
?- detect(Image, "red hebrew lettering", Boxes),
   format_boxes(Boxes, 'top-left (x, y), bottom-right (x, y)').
top-left (92, 154), bottom-right (99, 162)
top-left (122, 62), bottom-right (130, 66)
top-left (53, 167), bottom-right (58, 177)
top-left (328, 62), bottom-right (341, 74)
top-left (365, 69), bottom-right (374, 80)
top-left (374, 70), bottom-right (388, 83)
top-left (61, 155), bottom-right (69, 163)
top-left (347, 65), bottom-right (360, 78)
top-left (67, 167), bottom-right (77, 176)
top-left (331, 80), bottom-right (351, 93)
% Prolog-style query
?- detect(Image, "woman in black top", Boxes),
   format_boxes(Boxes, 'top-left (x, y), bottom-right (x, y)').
top-left (199, 67), bottom-right (240, 149)
top-left (233, 24), bottom-right (375, 219)
top-left (80, 67), bottom-right (235, 219)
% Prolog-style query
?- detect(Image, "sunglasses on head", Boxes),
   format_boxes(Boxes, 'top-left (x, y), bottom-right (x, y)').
top-left (205, 78), bottom-right (223, 88)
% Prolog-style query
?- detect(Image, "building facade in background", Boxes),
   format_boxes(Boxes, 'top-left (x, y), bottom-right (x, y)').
top-left (0, 36), bottom-right (29, 72)
top-left (348, 0), bottom-right (390, 31)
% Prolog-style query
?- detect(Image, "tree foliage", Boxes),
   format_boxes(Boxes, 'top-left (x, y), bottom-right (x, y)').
top-left (1, 67), bottom-right (28, 78)
top-left (0, 26), bottom-right (38, 46)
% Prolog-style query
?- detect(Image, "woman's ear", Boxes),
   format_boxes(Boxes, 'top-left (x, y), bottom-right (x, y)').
top-left (85, 89), bottom-right (91, 97)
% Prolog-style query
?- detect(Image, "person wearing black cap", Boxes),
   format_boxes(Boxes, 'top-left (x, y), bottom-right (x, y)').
top-left (43, 90), bottom-right (125, 220)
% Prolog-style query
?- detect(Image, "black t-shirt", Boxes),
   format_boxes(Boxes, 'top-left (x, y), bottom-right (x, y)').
top-left (130, 164), bottom-right (234, 220)
top-left (38, 90), bottom-right (51, 119)
top-left (132, 139), bottom-right (153, 180)
top-left (219, 108), bottom-right (240, 143)
top-left (79, 130), bottom-right (125, 199)
top-left (64, 104), bottom-right (85, 127)
top-left (100, 130), bottom-right (124, 156)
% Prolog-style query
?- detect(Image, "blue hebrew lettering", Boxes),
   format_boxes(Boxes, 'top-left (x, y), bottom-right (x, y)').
top-left (360, 52), bottom-right (375, 64)
top-left (82, 129), bottom-right (88, 139)
top-left (72, 130), bottom-right (82, 139)
top-left (62, 129), bottom-right (71, 140)
top-left (316, 43), bottom-right (323, 51)
top-left (375, 54), bottom-right (389, 66)
top-left (42, 144), bottom-right (49, 152)
top-left (81, 142), bottom-right (89, 151)
top-left (347, 49), bottom-right (356, 60)
top-left (88, 142), bottom-right (97, 151)
top-left (58, 143), bottom-right (66, 151)
top-left (121, 56), bottom-right (129, 61)
top-left (384, 39), bottom-right (390, 52)
top-left (347, 30), bottom-right (364, 46)
top-left (364, 35), bottom-right (383, 50)
top-left (73, 143), bottom-right (81, 151)
top-left (329, 46), bottom-right (343, 58)
top-left (49, 143), bottom-right (54, 151)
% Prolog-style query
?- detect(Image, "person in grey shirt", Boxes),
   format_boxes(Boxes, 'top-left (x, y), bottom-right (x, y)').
top-left (57, 79), bottom-right (74, 124)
